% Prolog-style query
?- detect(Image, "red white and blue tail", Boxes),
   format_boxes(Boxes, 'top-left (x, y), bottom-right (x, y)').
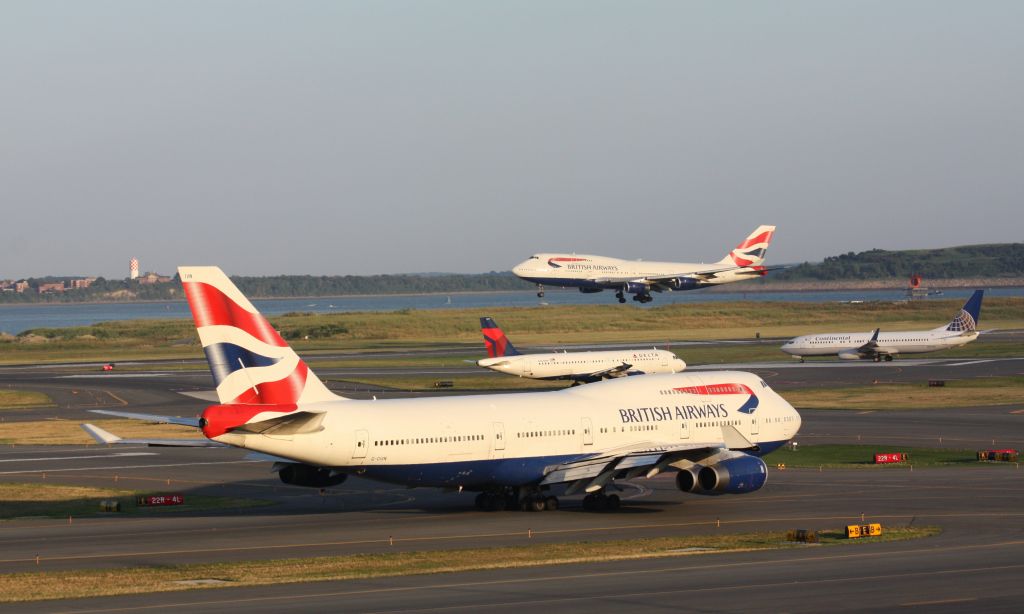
top-left (179, 266), bottom-right (343, 406)
top-left (480, 317), bottom-right (521, 358)
top-left (719, 225), bottom-right (776, 268)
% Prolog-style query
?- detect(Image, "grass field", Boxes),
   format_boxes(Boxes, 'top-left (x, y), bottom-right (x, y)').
top-left (0, 389), bottom-right (53, 409)
top-left (0, 482), bottom-right (271, 520)
top-left (0, 527), bottom-right (938, 602)
top-left (784, 376), bottom-right (1024, 410)
top-left (2, 297), bottom-right (1021, 364)
top-left (0, 419), bottom-right (203, 446)
top-left (769, 445), bottom-right (1015, 468)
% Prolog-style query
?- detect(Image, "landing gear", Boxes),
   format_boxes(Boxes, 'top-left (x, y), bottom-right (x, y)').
top-left (474, 488), bottom-right (558, 512)
top-left (631, 294), bottom-right (653, 304)
top-left (884, 355), bottom-right (893, 362)
top-left (536, 284), bottom-right (545, 298)
top-left (873, 355), bottom-right (882, 363)
top-left (615, 291), bottom-right (626, 304)
top-left (582, 491), bottom-right (621, 511)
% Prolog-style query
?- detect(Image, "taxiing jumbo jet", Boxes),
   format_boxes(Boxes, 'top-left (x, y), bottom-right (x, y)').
top-left (512, 225), bottom-right (778, 303)
top-left (781, 290), bottom-right (984, 362)
top-left (85, 266), bottom-right (800, 512)
top-left (476, 317), bottom-right (685, 383)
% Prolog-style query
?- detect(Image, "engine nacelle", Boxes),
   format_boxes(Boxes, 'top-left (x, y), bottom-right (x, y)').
top-left (697, 455), bottom-right (767, 494)
top-left (623, 281), bottom-right (648, 295)
top-left (669, 277), bottom-right (699, 290)
top-left (674, 466), bottom-right (701, 492)
top-left (578, 287), bottom-right (604, 294)
top-left (278, 464), bottom-right (347, 488)
top-left (838, 350), bottom-right (863, 360)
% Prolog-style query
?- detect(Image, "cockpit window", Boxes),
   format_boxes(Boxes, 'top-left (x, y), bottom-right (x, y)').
top-left (529, 256), bottom-right (540, 260)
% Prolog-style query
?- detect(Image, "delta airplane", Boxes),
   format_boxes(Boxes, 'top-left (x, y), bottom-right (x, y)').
top-left (512, 225), bottom-right (778, 304)
top-left (85, 267), bottom-right (800, 512)
top-left (476, 317), bottom-right (685, 383)
top-left (781, 290), bottom-right (984, 362)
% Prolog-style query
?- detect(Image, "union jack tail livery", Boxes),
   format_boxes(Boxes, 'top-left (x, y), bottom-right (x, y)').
top-left (480, 317), bottom-right (521, 358)
top-left (719, 225), bottom-right (776, 268)
top-left (179, 266), bottom-right (342, 406)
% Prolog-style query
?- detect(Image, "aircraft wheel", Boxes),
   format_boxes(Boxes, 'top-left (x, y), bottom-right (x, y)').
top-left (884, 355), bottom-right (893, 362)
top-left (582, 493), bottom-right (595, 511)
top-left (529, 498), bottom-right (547, 512)
top-left (544, 496), bottom-right (559, 511)
top-left (618, 297), bottom-right (626, 303)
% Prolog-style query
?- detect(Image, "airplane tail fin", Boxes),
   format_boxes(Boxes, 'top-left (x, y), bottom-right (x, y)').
top-left (943, 290), bottom-right (984, 333)
top-left (178, 266), bottom-right (344, 405)
top-left (718, 225), bottom-right (776, 267)
top-left (480, 317), bottom-right (521, 357)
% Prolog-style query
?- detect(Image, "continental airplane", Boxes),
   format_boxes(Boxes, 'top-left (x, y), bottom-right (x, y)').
top-left (781, 290), bottom-right (984, 362)
top-left (476, 317), bottom-right (685, 383)
top-left (84, 266), bottom-right (800, 512)
top-left (512, 225), bottom-right (778, 304)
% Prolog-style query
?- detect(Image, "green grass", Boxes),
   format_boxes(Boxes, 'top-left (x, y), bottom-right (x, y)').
top-left (0, 482), bottom-right (271, 520)
top-left (0, 389), bottom-right (53, 409)
top-left (770, 445), bottom-right (1013, 468)
top-left (2, 298), bottom-right (1021, 364)
top-left (784, 376), bottom-right (1024, 410)
top-left (0, 527), bottom-right (938, 602)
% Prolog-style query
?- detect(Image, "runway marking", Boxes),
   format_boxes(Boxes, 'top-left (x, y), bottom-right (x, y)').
top-left (945, 360), bottom-right (994, 367)
top-left (900, 597), bottom-right (976, 606)
top-left (0, 459), bottom-right (263, 475)
top-left (46, 544), bottom-right (1024, 613)
top-left (0, 452), bottom-right (156, 463)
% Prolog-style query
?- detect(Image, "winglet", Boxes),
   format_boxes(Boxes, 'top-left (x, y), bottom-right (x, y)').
top-left (722, 424), bottom-right (759, 451)
top-left (81, 423), bottom-right (122, 445)
top-left (869, 328), bottom-right (880, 343)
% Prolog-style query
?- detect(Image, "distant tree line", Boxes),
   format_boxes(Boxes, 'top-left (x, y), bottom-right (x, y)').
top-left (773, 243), bottom-right (1024, 281)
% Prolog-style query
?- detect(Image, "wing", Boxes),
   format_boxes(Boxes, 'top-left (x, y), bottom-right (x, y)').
top-left (576, 362), bottom-right (633, 381)
top-left (855, 328), bottom-right (882, 355)
top-left (539, 425), bottom-right (758, 494)
top-left (80, 423), bottom-right (223, 447)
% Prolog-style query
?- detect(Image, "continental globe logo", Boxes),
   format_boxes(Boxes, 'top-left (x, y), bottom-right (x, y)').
top-left (946, 309), bottom-right (977, 332)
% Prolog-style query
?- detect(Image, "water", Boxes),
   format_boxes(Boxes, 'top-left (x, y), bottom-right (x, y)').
top-left (1, 287), bottom-right (1019, 335)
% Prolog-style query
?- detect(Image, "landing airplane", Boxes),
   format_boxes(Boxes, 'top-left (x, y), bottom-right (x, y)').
top-left (512, 225), bottom-right (778, 304)
top-left (781, 290), bottom-right (984, 362)
top-left (476, 317), bottom-right (685, 383)
top-left (85, 266), bottom-right (800, 512)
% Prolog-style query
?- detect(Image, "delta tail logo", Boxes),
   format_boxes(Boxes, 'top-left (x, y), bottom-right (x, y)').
top-left (674, 382), bottom-right (759, 414)
top-left (728, 228), bottom-right (774, 268)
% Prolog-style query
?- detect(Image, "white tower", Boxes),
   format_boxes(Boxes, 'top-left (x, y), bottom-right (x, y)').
top-left (129, 257), bottom-right (139, 280)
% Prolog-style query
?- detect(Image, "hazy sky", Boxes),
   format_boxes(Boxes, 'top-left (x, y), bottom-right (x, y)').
top-left (2, 1), bottom-right (1021, 278)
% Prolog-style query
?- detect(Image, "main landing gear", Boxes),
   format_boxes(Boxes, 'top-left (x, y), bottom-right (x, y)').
top-left (474, 488), bottom-right (559, 512)
top-left (632, 293), bottom-right (653, 304)
top-left (615, 291), bottom-right (626, 303)
top-left (536, 284), bottom-right (545, 298)
top-left (582, 490), bottom-right (621, 512)
top-left (872, 355), bottom-right (894, 362)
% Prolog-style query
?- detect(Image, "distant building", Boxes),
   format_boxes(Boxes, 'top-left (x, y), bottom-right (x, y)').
top-left (137, 272), bottom-right (172, 285)
top-left (70, 277), bottom-right (96, 289)
top-left (130, 257), bottom-right (139, 280)
top-left (14, 280), bottom-right (29, 293)
top-left (37, 282), bottom-right (65, 294)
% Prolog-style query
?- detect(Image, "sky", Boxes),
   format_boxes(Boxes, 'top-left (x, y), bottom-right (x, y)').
top-left (2, 1), bottom-right (1022, 279)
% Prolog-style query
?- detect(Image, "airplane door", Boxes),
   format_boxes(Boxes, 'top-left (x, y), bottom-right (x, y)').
top-left (581, 417), bottom-right (594, 446)
top-left (524, 357), bottom-right (534, 377)
top-left (493, 421), bottom-right (506, 454)
top-left (352, 430), bottom-right (368, 459)
top-left (679, 417), bottom-right (690, 440)
top-left (751, 416), bottom-right (759, 437)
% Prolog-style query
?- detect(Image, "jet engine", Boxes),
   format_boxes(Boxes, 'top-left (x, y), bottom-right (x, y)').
top-left (578, 287), bottom-right (604, 294)
top-left (696, 455), bottom-right (767, 494)
top-left (669, 277), bottom-right (699, 290)
top-left (623, 281), bottom-right (648, 295)
top-left (277, 463), bottom-right (347, 488)
top-left (838, 350), bottom-right (863, 360)
top-left (674, 466), bottom-right (701, 492)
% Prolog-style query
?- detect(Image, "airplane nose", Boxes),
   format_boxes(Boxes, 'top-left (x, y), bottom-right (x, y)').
top-left (674, 358), bottom-right (687, 372)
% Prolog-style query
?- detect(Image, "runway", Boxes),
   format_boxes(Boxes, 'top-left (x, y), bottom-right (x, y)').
top-left (1, 348), bottom-right (1023, 611)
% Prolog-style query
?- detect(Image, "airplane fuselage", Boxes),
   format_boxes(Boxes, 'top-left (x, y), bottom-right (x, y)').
top-left (477, 349), bottom-right (685, 381)
top-left (782, 329), bottom-right (978, 359)
top-left (212, 371), bottom-right (800, 489)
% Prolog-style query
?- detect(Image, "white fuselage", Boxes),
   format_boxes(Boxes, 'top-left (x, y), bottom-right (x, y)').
top-left (512, 254), bottom-right (756, 289)
top-left (782, 328), bottom-right (978, 359)
top-left (477, 349), bottom-right (685, 380)
top-left (213, 371), bottom-right (800, 488)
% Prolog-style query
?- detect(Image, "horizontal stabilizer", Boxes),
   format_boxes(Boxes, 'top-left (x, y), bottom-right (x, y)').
top-left (80, 423), bottom-right (223, 447)
top-left (89, 409), bottom-right (201, 428)
top-left (229, 411), bottom-right (326, 436)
